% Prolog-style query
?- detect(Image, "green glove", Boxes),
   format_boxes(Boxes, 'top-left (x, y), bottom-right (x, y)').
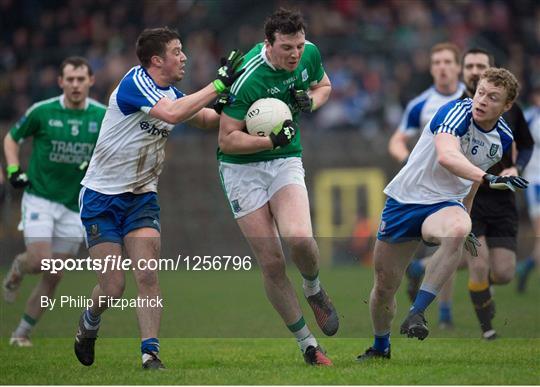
top-left (213, 49), bottom-right (245, 93)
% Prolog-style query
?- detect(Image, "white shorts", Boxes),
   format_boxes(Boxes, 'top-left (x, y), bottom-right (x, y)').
top-left (19, 192), bottom-right (84, 254)
top-left (219, 157), bottom-right (306, 219)
top-left (526, 183), bottom-right (540, 218)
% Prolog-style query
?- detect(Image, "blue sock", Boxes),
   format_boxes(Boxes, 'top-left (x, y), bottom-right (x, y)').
top-left (84, 309), bottom-right (100, 328)
top-left (517, 257), bottom-right (536, 274)
top-left (373, 333), bottom-right (390, 353)
top-left (439, 301), bottom-right (452, 322)
top-left (407, 259), bottom-right (425, 278)
top-left (141, 338), bottom-right (160, 354)
top-left (410, 286), bottom-right (437, 314)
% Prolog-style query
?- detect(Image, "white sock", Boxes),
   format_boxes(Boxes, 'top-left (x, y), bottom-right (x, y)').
top-left (14, 318), bottom-right (33, 338)
top-left (303, 276), bottom-right (321, 297)
top-left (293, 324), bottom-right (318, 352)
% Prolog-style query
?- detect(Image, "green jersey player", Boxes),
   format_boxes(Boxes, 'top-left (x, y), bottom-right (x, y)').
top-left (218, 8), bottom-right (337, 366)
top-left (3, 57), bottom-right (106, 347)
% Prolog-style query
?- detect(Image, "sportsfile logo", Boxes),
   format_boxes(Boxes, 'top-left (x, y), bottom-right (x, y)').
top-left (139, 121), bottom-right (169, 138)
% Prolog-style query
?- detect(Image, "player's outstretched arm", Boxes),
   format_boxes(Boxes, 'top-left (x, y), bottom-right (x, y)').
top-left (218, 113), bottom-right (274, 154)
top-left (150, 49), bottom-right (245, 125)
top-left (434, 132), bottom-right (486, 182)
top-left (150, 84), bottom-right (221, 124)
top-left (388, 130), bottom-right (411, 164)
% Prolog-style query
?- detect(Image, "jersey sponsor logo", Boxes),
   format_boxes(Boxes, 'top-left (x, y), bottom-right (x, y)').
top-left (48, 119), bottom-right (64, 128)
top-left (139, 121), bottom-right (169, 138)
top-left (88, 122), bottom-right (99, 133)
top-left (301, 69), bottom-right (308, 82)
top-left (282, 76), bottom-right (297, 86)
top-left (267, 86), bottom-right (281, 95)
top-left (49, 140), bottom-right (95, 165)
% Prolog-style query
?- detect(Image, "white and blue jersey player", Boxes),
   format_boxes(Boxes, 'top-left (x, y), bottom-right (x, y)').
top-left (80, 65), bottom-right (185, 243)
top-left (73, 27), bottom-right (245, 370)
top-left (357, 68), bottom-right (528, 361)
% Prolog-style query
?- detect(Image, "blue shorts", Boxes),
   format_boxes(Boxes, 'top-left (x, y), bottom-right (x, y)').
top-left (79, 187), bottom-right (161, 248)
top-left (377, 197), bottom-right (465, 244)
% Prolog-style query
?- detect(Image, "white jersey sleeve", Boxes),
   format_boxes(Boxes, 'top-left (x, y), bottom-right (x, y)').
top-left (81, 66), bottom-right (185, 195)
top-left (385, 98), bottom-right (513, 204)
top-left (397, 83), bottom-right (466, 136)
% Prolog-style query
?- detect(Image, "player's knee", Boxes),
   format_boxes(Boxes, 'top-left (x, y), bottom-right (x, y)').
top-left (101, 281), bottom-right (125, 298)
top-left (135, 269), bottom-right (159, 290)
top-left (287, 237), bottom-right (316, 255)
top-left (260, 258), bottom-right (286, 281)
top-left (43, 271), bottom-right (64, 286)
top-left (491, 269), bottom-right (514, 285)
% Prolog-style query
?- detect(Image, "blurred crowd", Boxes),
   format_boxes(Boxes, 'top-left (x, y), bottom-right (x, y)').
top-left (1, 0), bottom-right (540, 136)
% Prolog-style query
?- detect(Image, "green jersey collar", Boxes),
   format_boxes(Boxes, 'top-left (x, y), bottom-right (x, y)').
top-left (260, 44), bottom-right (277, 71)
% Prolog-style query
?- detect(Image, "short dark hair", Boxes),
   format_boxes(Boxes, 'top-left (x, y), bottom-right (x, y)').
top-left (264, 8), bottom-right (306, 45)
top-left (60, 56), bottom-right (93, 77)
top-left (463, 48), bottom-right (495, 66)
top-left (136, 27), bottom-right (180, 68)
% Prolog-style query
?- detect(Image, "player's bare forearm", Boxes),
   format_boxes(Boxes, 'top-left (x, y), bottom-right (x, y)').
top-left (462, 182), bottom-right (479, 214)
top-left (309, 73), bottom-right (331, 111)
top-left (218, 129), bottom-right (273, 154)
top-left (151, 84), bottom-right (218, 124)
top-left (388, 130), bottom-right (410, 163)
top-left (435, 133), bottom-right (485, 183)
top-left (218, 112), bottom-right (273, 154)
top-left (3, 133), bottom-right (20, 166)
top-left (187, 108), bottom-right (221, 130)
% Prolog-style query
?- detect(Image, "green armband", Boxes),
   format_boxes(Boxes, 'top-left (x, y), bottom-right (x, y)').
top-left (6, 164), bottom-right (19, 178)
top-left (212, 79), bottom-right (226, 94)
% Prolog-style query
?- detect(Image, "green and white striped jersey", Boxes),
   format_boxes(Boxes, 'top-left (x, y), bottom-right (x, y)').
top-left (219, 41), bottom-right (325, 163)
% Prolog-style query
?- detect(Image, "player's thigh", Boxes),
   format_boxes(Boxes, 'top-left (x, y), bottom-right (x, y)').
top-left (421, 205), bottom-right (471, 245)
top-left (237, 204), bottom-right (285, 269)
top-left (52, 207), bottom-right (84, 256)
top-left (20, 192), bottom-right (54, 262)
top-left (372, 239), bottom-right (418, 290)
top-left (269, 184), bottom-right (312, 238)
top-left (219, 161), bottom-right (270, 220)
top-left (89, 241), bottom-right (125, 294)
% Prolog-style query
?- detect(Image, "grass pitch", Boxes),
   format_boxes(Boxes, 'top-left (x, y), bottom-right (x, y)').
top-left (1, 266), bottom-right (539, 384)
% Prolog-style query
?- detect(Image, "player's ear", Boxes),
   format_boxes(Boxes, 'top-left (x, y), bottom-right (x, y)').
top-left (150, 55), bottom-right (164, 68)
top-left (88, 75), bottom-right (95, 87)
top-left (57, 75), bottom-right (64, 89)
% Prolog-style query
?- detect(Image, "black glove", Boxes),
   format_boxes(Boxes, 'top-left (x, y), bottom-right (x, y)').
top-left (213, 49), bottom-right (245, 93)
top-left (464, 232), bottom-right (481, 257)
top-left (290, 88), bottom-right (313, 112)
top-left (213, 94), bottom-right (234, 115)
top-left (482, 173), bottom-right (529, 192)
top-left (7, 165), bottom-right (30, 189)
top-left (269, 119), bottom-right (297, 149)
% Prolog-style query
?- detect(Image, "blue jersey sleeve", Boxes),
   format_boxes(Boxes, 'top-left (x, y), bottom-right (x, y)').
top-left (430, 99), bottom-right (471, 137)
top-left (172, 86), bottom-right (185, 99)
top-left (398, 98), bottom-right (426, 134)
top-left (496, 119), bottom-right (514, 153)
top-left (117, 67), bottom-right (166, 115)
